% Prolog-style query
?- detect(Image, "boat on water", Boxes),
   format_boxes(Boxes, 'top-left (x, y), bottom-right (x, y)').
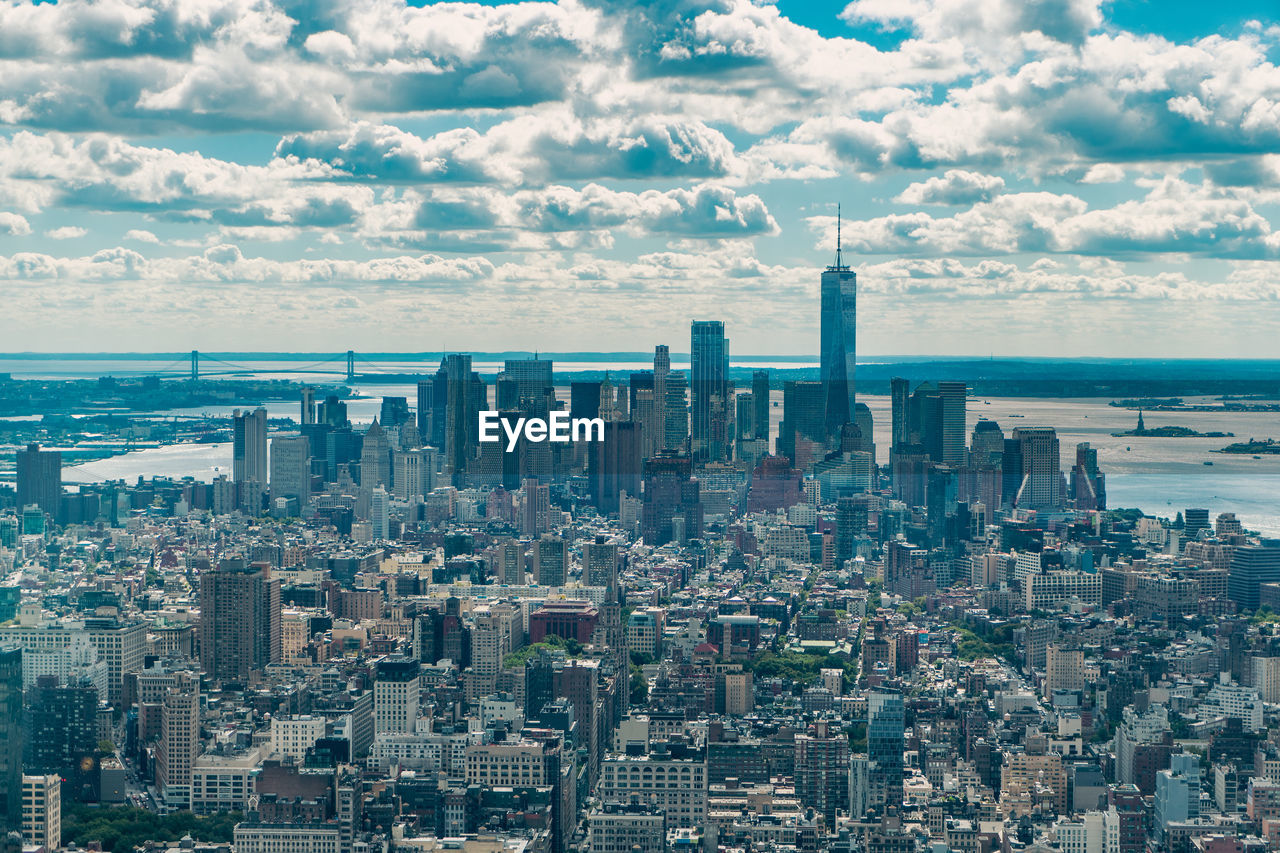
top-left (1204, 460), bottom-right (1214, 465)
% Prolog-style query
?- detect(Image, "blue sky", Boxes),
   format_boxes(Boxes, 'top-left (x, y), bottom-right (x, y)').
top-left (1, 0), bottom-right (1279, 357)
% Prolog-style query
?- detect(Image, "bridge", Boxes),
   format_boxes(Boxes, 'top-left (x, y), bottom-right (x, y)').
top-left (143, 351), bottom-right (416, 383)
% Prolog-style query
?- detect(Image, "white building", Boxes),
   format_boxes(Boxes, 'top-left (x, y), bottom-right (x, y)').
top-left (1199, 673), bottom-right (1264, 732)
top-left (191, 748), bottom-right (262, 815)
top-left (599, 748), bottom-right (707, 829)
top-left (269, 716), bottom-right (327, 762)
top-left (22, 774), bottom-right (61, 852)
top-left (234, 822), bottom-right (340, 853)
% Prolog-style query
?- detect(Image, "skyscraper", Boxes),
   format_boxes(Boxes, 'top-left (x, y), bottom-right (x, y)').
top-left (795, 720), bottom-right (849, 827)
top-left (820, 209), bottom-right (856, 441)
top-left (15, 443), bottom-right (61, 520)
top-left (1013, 427), bottom-right (1062, 509)
top-left (232, 407), bottom-right (268, 496)
top-left (199, 558), bottom-right (281, 683)
top-left (653, 346), bottom-right (670, 448)
top-left (374, 658), bottom-right (420, 733)
top-left (499, 357), bottom-right (554, 408)
top-left (1228, 541), bottom-right (1280, 612)
top-left (778, 380), bottom-right (825, 469)
top-left (157, 671), bottom-right (200, 810)
top-left (867, 687), bottom-right (905, 813)
top-left (269, 435), bottom-right (311, 507)
top-left (443, 353), bottom-right (486, 481)
top-left (416, 379), bottom-right (432, 441)
top-left (889, 377), bottom-right (910, 450)
top-left (536, 535), bottom-right (568, 587)
top-left (690, 320), bottom-right (729, 462)
top-left (663, 369), bottom-right (688, 452)
top-left (371, 485), bottom-right (390, 540)
top-left (300, 386), bottom-right (315, 425)
top-left (0, 646), bottom-right (21, 832)
top-left (359, 419), bottom-right (391, 491)
top-left (25, 677), bottom-right (99, 803)
top-left (588, 421), bottom-right (642, 516)
top-left (938, 380), bottom-right (967, 466)
top-left (641, 454), bottom-right (703, 546)
top-left (752, 370), bottom-right (771, 442)
top-left (584, 536), bottom-right (619, 594)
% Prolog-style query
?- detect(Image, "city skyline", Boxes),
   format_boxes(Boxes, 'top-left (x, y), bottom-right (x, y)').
top-left (0, 0), bottom-right (1277, 356)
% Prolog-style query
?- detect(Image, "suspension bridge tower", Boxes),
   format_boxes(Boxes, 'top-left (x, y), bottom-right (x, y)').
top-left (190, 350), bottom-right (199, 382)
top-left (346, 350), bottom-right (355, 382)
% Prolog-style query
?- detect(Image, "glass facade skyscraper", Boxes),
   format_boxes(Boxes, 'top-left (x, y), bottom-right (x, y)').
top-left (867, 687), bottom-right (904, 813)
top-left (820, 221), bottom-right (856, 441)
top-left (690, 320), bottom-right (729, 462)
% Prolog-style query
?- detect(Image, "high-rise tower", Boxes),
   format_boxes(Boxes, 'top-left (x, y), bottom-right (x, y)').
top-left (690, 320), bottom-right (729, 462)
top-left (821, 205), bottom-right (857, 442)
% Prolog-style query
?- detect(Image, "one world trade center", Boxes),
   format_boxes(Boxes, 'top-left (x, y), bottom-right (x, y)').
top-left (821, 205), bottom-right (857, 440)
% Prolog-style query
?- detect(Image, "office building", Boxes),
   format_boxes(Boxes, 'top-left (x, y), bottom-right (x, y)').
top-left (600, 743), bottom-right (707, 829)
top-left (587, 801), bottom-right (666, 853)
top-left (795, 720), bottom-right (849, 827)
top-left (198, 558), bottom-right (281, 683)
top-left (1229, 541), bottom-right (1280, 612)
top-left (300, 386), bottom-right (315, 425)
top-left (889, 377), bottom-right (910, 450)
top-left (690, 320), bottom-right (729, 462)
top-left (938, 381), bottom-right (966, 466)
top-left (1013, 426), bottom-right (1062, 509)
top-left (641, 454), bottom-right (702, 547)
top-left (359, 419), bottom-right (391, 491)
top-left (269, 435), bottom-right (311, 507)
top-left (584, 536), bottom-right (619, 593)
top-left (588, 421), bottom-right (641, 516)
top-left (25, 677), bottom-right (99, 802)
top-left (752, 370), bottom-right (771, 442)
top-left (21, 774), bottom-right (59, 851)
top-left (156, 671), bottom-right (201, 809)
top-left (374, 657), bottom-right (421, 734)
top-left (536, 535), bottom-right (568, 587)
top-left (820, 221), bottom-right (857, 440)
top-left (1155, 753), bottom-right (1200, 840)
top-left (232, 407), bottom-right (268, 492)
top-left (778, 380), bottom-right (826, 470)
top-left (0, 646), bottom-right (21, 832)
top-left (16, 443), bottom-right (61, 520)
top-left (867, 688), bottom-right (904, 813)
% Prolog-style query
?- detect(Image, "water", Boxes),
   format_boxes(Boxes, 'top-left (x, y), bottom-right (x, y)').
top-left (0, 356), bottom-right (820, 382)
top-left (58, 389), bottom-right (1280, 535)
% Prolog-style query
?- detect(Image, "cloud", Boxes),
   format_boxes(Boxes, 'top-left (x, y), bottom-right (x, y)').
top-left (276, 114), bottom-right (741, 185)
top-left (45, 225), bottom-right (87, 239)
top-left (843, 0), bottom-right (1103, 47)
top-left (0, 212), bottom-right (30, 235)
top-left (124, 229), bottom-right (160, 243)
top-left (895, 170), bottom-right (1005, 205)
top-left (821, 186), bottom-right (1280, 257)
top-left (404, 183), bottom-right (777, 240)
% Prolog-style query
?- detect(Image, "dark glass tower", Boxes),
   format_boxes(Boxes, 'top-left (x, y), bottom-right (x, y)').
top-left (820, 207), bottom-right (856, 441)
top-left (690, 320), bottom-right (729, 462)
top-left (867, 687), bottom-right (905, 813)
top-left (0, 646), bottom-right (21, 832)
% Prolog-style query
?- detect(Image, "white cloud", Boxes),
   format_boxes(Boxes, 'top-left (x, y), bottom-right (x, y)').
top-left (45, 225), bottom-right (86, 239)
top-left (0, 212), bottom-right (31, 235)
top-left (895, 170), bottom-right (1005, 205)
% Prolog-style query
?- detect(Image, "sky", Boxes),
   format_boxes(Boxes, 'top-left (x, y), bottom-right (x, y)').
top-left (2, 0), bottom-right (1280, 357)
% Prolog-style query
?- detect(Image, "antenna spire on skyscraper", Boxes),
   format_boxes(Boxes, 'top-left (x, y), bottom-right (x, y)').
top-left (836, 202), bottom-right (842, 269)
top-left (826, 203), bottom-right (848, 272)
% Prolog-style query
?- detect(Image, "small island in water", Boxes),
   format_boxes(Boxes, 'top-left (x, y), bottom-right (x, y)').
top-left (1111, 411), bottom-right (1234, 438)
top-left (1216, 439), bottom-right (1280, 455)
